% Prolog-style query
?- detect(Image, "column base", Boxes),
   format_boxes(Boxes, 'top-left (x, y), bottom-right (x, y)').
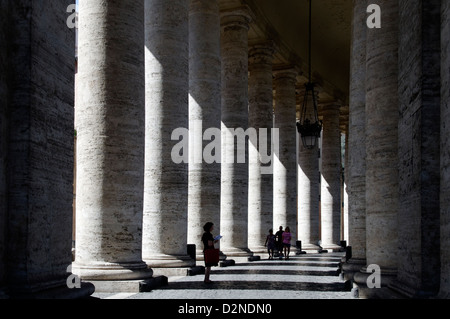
top-left (300, 243), bottom-right (322, 253)
top-left (438, 290), bottom-right (450, 299)
top-left (144, 254), bottom-right (195, 268)
top-left (72, 261), bottom-right (153, 281)
top-left (151, 266), bottom-right (206, 277)
top-left (353, 266), bottom-right (397, 299)
top-left (387, 280), bottom-right (439, 299)
top-left (341, 258), bottom-right (366, 282)
top-left (2, 279), bottom-right (95, 299)
top-left (221, 247), bottom-right (253, 263)
top-left (248, 245), bottom-right (267, 254)
top-left (320, 243), bottom-right (344, 252)
top-left (89, 276), bottom-right (168, 293)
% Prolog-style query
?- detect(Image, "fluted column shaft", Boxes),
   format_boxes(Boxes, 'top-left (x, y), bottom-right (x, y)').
top-left (220, 8), bottom-right (252, 257)
top-left (320, 102), bottom-right (342, 251)
top-left (273, 68), bottom-right (298, 241)
top-left (248, 44), bottom-right (274, 253)
top-left (143, 0), bottom-right (194, 267)
top-left (74, 0), bottom-right (150, 280)
top-left (188, 0), bottom-right (221, 257)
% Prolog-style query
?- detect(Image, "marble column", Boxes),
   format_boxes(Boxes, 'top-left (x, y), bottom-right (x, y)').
top-left (440, 0), bottom-right (450, 299)
top-left (273, 68), bottom-right (298, 242)
top-left (342, 0), bottom-right (367, 283)
top-left (73, 0), bottom-right (151, 281)
top-left (0, 0), bottom-right (92, 298)
top-left (355, 0), bottom-right (399, 297)
top-left (297, 87), bottom-right (321, 253)
top-left (391, 0), bottom-right (441, 298)
top-left (143, 0), bottom-right (194, 268)
top-left (220, 7), bottom-right (253, 258)
top-left (187, 0), bottom-right (222, 258)
top-left (319, 101), bottom-right (342, 251)
top-left (248, 44), bottom-right (274, 253)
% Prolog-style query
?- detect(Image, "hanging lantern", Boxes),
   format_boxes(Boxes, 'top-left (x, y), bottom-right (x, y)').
top-left (296, 0), bottom-right (322, 150)
top-left (297, 82), bottom-right (322, 149)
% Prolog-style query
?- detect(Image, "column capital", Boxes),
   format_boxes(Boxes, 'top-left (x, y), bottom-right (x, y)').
top-left (220, 6), bottom-right (252, 30)
top-left (318, 99), bottom-right (341, 114)
top-left (273, 67), bottom-right (298, 84)
top-left (249, 42), bottom-right (275, 68)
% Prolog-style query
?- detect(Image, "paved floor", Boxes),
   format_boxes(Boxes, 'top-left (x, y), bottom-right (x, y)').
top-left (92, 252), bottom-right (354, 300)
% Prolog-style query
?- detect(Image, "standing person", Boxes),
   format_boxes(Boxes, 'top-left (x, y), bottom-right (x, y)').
top-left (264, 229), bottom-right (276, 260)
top-left (282, 226), bottom-right (292, 260)
top-left (275, 226), bottom-right (284, 258)
top-left (201, 222), bottom-right (219, 283)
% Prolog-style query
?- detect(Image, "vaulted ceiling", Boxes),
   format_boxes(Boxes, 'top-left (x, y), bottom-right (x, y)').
top-left (230, 0), bottom-right (352, 131)
top-left (223, 0), bottom-right (352, 106)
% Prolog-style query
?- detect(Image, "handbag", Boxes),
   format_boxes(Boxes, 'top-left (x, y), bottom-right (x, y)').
top-left (204, 248), bottom-right (220, 264)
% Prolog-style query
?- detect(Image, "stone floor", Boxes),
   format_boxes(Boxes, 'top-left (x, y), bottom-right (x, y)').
top-left (92, 252), bottom-right (354, 300)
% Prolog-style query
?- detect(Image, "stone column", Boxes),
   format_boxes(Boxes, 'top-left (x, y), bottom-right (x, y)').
top-left (143, 0), bottom-right (194, 268)
top-left (187, 0), bottom-right (222, 258)
top-left (319, 101), bottom-right (342, 251)
top-left (0, 0), bottom-right (7, 296)
top-left (342, 129), bottom-right (349, 244)
top-left (441, 0), bottom-right (450, 299)
top-left (391, 0), bottom-right (441, 298)
top-left (342, 0), bottom-right (367, 284)
top-left (0, 0), bottom-right (93, 298)
top-left (355, 0), bottom-right (399, 297)
top-left (297, 87), bottom-right (321, 253)
top-left (248, 44), bottom-right (274, 253)
top-left (220, 7), bottom-right (253, 258)
top-left (73, 0), bottom-right (151, 281)
top-left (273, 68), bottom-right (298, 242)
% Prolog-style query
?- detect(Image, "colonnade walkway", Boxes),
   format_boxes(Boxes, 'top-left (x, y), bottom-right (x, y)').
top-left (92, 252), bottom-right (353, 300)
